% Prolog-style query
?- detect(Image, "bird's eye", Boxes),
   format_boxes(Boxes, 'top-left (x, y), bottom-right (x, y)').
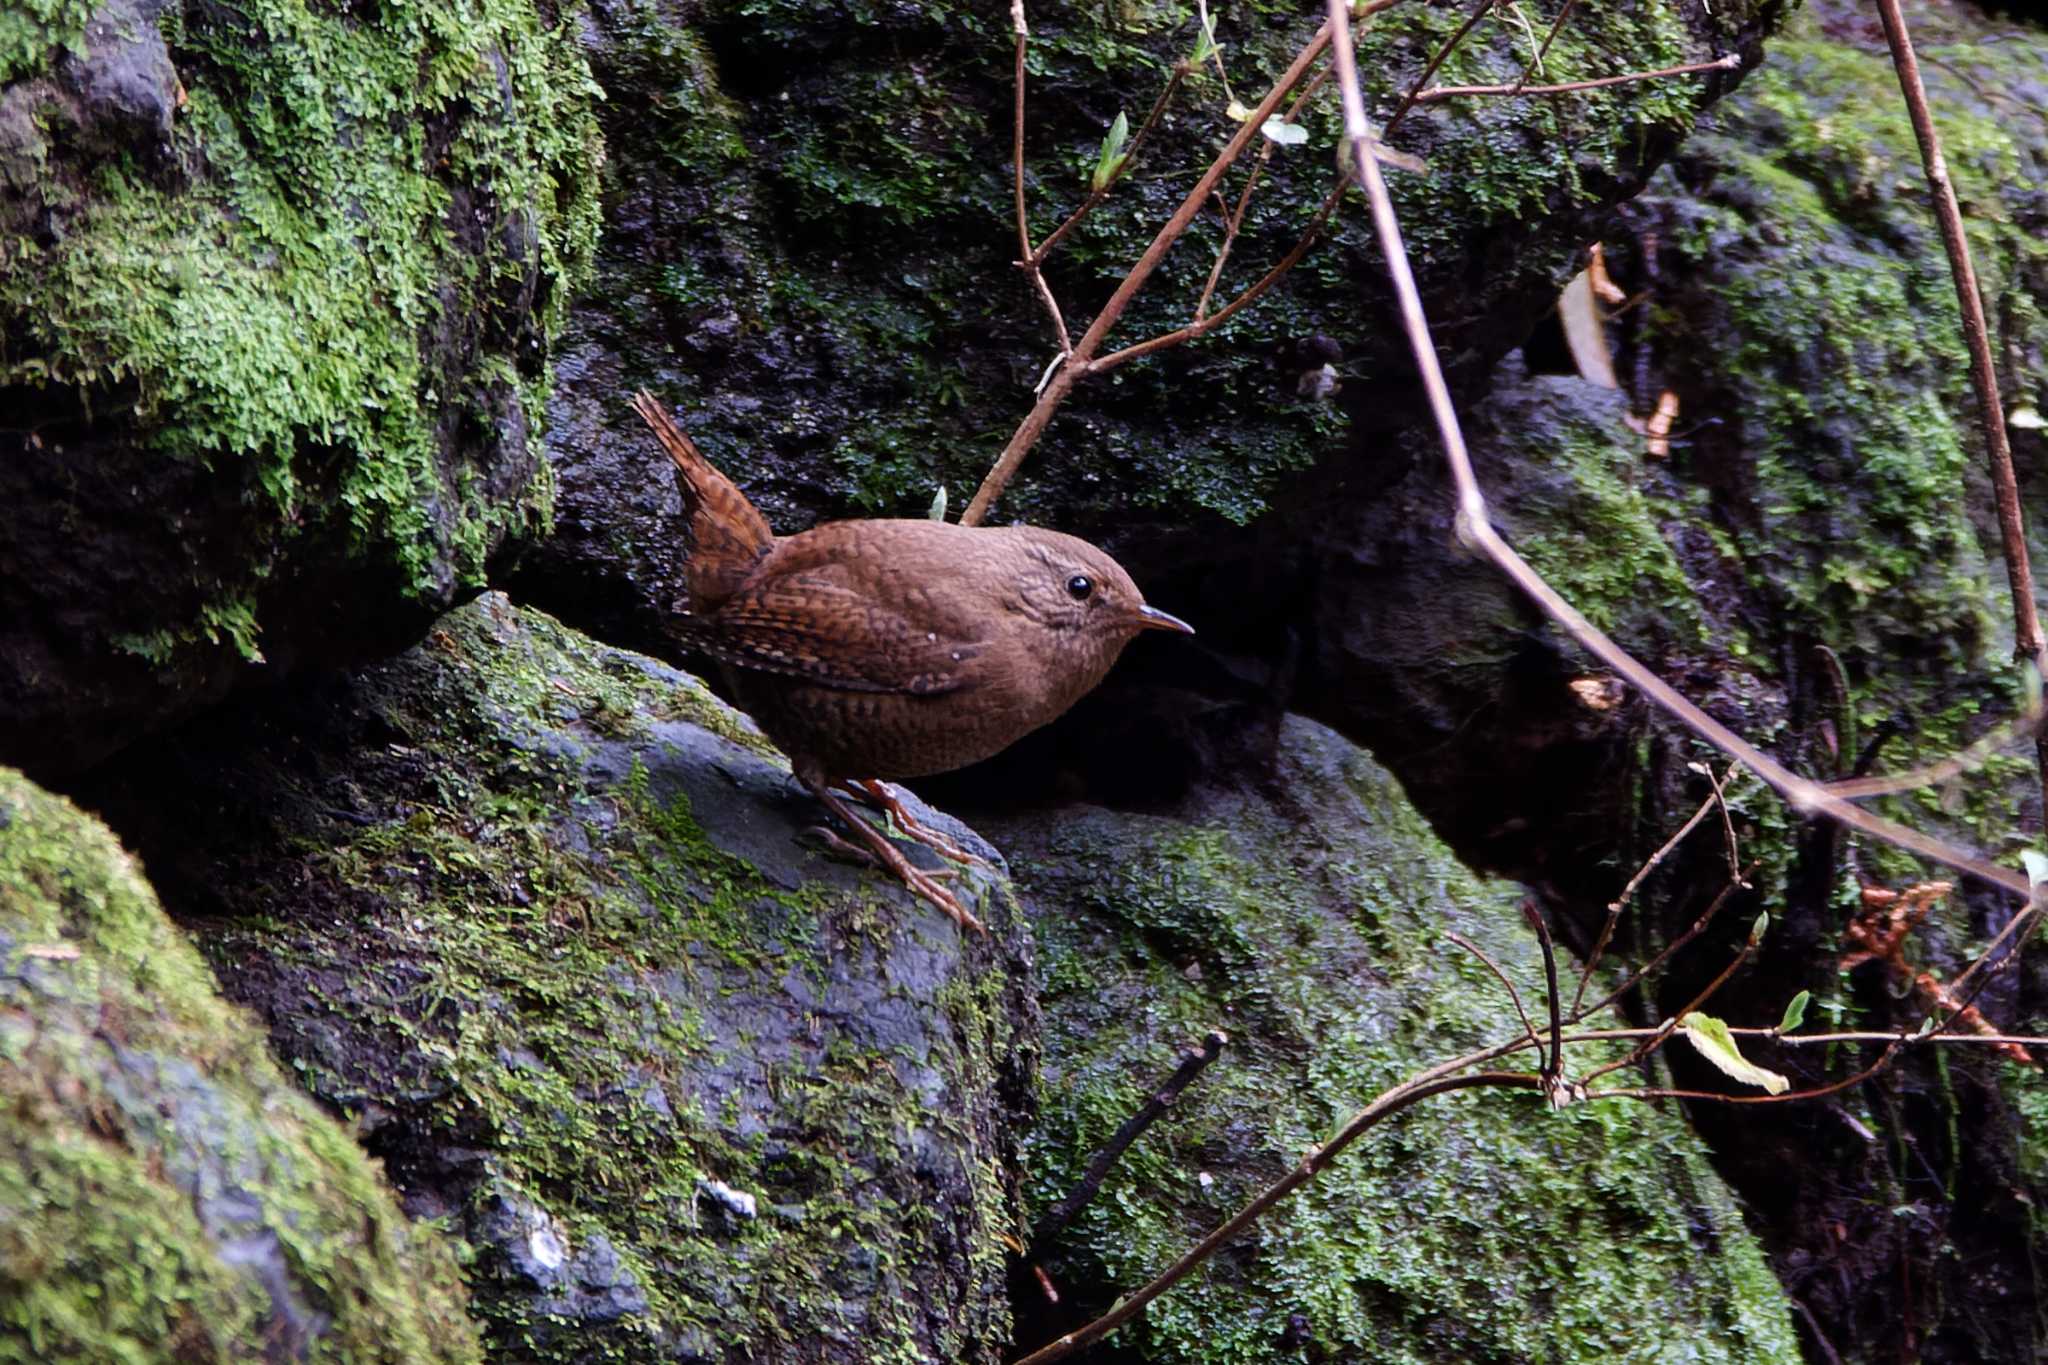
top-left (1066, 574), bottom-right (1094, 600)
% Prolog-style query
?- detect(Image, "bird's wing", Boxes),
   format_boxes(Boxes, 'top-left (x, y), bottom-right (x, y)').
top-left (687, 565), bottom-right (990, 695)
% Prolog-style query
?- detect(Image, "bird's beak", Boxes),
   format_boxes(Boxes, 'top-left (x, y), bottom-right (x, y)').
top-left (1135, 604), bottom-right (1195, 635)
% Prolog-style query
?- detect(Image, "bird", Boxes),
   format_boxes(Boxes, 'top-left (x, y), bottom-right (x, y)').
top-left (629, 390), bottom-right (1193, 933)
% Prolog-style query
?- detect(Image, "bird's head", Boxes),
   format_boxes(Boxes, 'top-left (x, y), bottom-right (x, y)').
top-left (1000, 528), bottom-right (1193, 698)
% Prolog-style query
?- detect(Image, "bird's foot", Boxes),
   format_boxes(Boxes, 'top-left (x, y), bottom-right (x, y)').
top-left (841, 779), bottom-right (992, 870)
top-left (805, 782), bottom-right (987, 935)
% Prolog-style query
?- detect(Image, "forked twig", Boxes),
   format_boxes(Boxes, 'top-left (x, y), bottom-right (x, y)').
top-left (1447, 930), bottom-right (1541, 1054)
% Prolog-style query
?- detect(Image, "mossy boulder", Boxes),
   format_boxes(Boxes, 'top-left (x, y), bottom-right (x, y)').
top-left (81, 593), bottom-right (1035, 1363)
top-left (0, 767), bottom-right (480, 1362)
top-left (510, 0), bottom-right (1787, 655)
top-left (967, 716), bottom-right (1800, 1363)
top-left (0, 0), bottom-right (602, 775)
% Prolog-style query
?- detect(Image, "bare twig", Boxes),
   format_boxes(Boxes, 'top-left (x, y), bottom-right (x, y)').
top-left (1447, 929), bottom-right (1541, 1054)
top-left (1031, 68), bottom-right (1189, 267)
top-left (1511, 0), bottom-right (1578, 94)
top-left (1012, 3), bottom-right (1073, 355)
top-left (1874, 0), bottom-right (2048, 821)
top-left (1522, 900), bottom-right (1564, 1083)
top-left (1411, 53), bottom-right (1739, 104)
top-left (1094, 179), bottom-right (1349, 374)
top-left (1700, 761), bottom-right (1744, 883)
top-left (962, 19), bottom-right (1339, 528)
top-left (1579, 928), bottom-right (1758, 1087)
top-left (1382, 0), bottom-right (1496, 138)
top-left (1574, 867), bottom-right (1752, 1023)
top-left (1571, 765), bottom-right (1739, 1014)
top-left (1821, 693), bottom-right (2044, 800)
top-left (1329, 5), bottom-right (2033, 906)
top-left (1028, 1030), bottom-right (1230, 1257)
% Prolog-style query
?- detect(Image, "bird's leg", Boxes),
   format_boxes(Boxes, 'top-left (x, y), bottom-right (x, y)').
top-left (839, 778), bottom-right (992, 870)
top-left (803, 778), bottom-right (988, 935)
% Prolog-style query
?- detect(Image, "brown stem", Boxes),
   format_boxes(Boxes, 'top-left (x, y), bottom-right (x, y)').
top-left (1447, 930), bottom-right (1541, 1054)
top-left (963, 19), bottom-right (1339, 526)
top-left (1383, 0), bottom-right (1495, 138)
top-left (1031, 68), bottom-right (1187, 267)
top-left (1511, 0), bottom-right (1579, 94)
top-left (1571, 767), bottom-right (1737, 1014)
top-left (1093, 178), bottom-right (1348, 374)
top-left (1574, 866), bottom-right (1752, 1024)
top-left (1522, 900), bottom-right (1564, 1079)
top-left (1874, 0), bottom-right (2048, 821)
top-left (1412, 53), bottom-right (1739, 103)
top-left (1012, 6), bottom-right (1074, 355)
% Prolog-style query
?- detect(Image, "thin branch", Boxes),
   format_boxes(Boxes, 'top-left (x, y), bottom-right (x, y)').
top-left (1522, 900), bottom-right (1564, 1084)
top-left (1874, 0), bottom-right (2048, 821)
top-left (1571, 765), bottom-right (1738, 1014)
top-left (1574, 868), bottom-right (1752, 1023)
top-left (1031, 67), bottom-right (1189, 267)
top-left (1447, 930), bottom-right (1541, 1054)
top-left (1579, 933), bottom-right (1757, 1086)
top-left (1012, 3), bottom-right (1072, 354)
top-left (1411, 53), bottom-right (1740, 104)
top-left (1382, 0), bottom-right (1496, 138)
top-left (1511, 0), bottom-right (1578, 94)
top-left (1092, 179), bottom-right (1348, 374)
top-left (1028, 1030), bottom-right (1229, 1257)
top-left (961, 18), bottom-right (1339, 528)
top-left (1700, 761), bottom-right (1744, 883)
top-left (1821, 693), bottom-right (2044, 800)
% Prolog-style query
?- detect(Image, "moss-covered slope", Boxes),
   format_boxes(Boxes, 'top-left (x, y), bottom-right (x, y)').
top-left (975, 718), bottom-right (1799, 1364)
top-left (0, 768), bottom-right (480, 1363)
top-left (80, 594), bottom-right (1034, 1363)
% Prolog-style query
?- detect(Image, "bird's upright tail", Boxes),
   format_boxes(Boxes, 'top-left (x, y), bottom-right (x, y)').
top-left (632, 390), bottom-right (774, 613)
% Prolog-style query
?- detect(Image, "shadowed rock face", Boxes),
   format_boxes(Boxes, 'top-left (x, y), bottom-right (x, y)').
top-left (0, 0), bottom-right (601, 777)
top-left (78, 594), bottom-right (1034, 1363)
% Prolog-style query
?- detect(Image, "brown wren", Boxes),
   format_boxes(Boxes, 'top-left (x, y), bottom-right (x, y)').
top-left (630, 391), bottom-right (1192, 932)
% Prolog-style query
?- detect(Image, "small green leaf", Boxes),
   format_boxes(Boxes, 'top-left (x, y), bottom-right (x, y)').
top-left (1749, 910), bottom-right (1770, 945)
top-left (1091, 111), bottom-right (1130, 191)
top-left (1777, 990), bottom-right (1810, 1034)
top-left (1191, 23), bottom-right (1219, 64)
top-left (1680, 1014), bottom-right (1790, 1094)
top-left (1225, 99), bottom-right (1252, 122)
top-left (1915, 1015), bottom-right (1937, 1038)
top-left (1260, 116), bottom-right (1308, 147)
top-left (2023, 849), bottom-right (2048, 890)
top-left (927, 485), bottom-right (947, 521)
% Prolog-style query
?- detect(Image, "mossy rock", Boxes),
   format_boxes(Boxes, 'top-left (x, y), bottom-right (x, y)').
top-left (80, 593), bottom-right (1035, 1363)
top-left (0, 0), bottom-right (602, 775)
top-left (511, 0), bottom-right (1787, 654)
top-left (0, 767), bottom-right (480, 1363)
top-left (970, 716), bottom-right (1799, 1363)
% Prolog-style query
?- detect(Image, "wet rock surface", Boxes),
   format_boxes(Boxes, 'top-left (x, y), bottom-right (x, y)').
top-left (78, 594), bottom-right (1032, 1362)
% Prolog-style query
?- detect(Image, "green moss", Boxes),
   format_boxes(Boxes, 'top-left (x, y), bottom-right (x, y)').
top-left (0, 769), bottom-right (480, 1363)
top-left (0, 0), bottom-right (92, 84)
top-left (1, 0), bottom-right (601, 656)
top-left (1016, 723), bottom-right (1799, 1362)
